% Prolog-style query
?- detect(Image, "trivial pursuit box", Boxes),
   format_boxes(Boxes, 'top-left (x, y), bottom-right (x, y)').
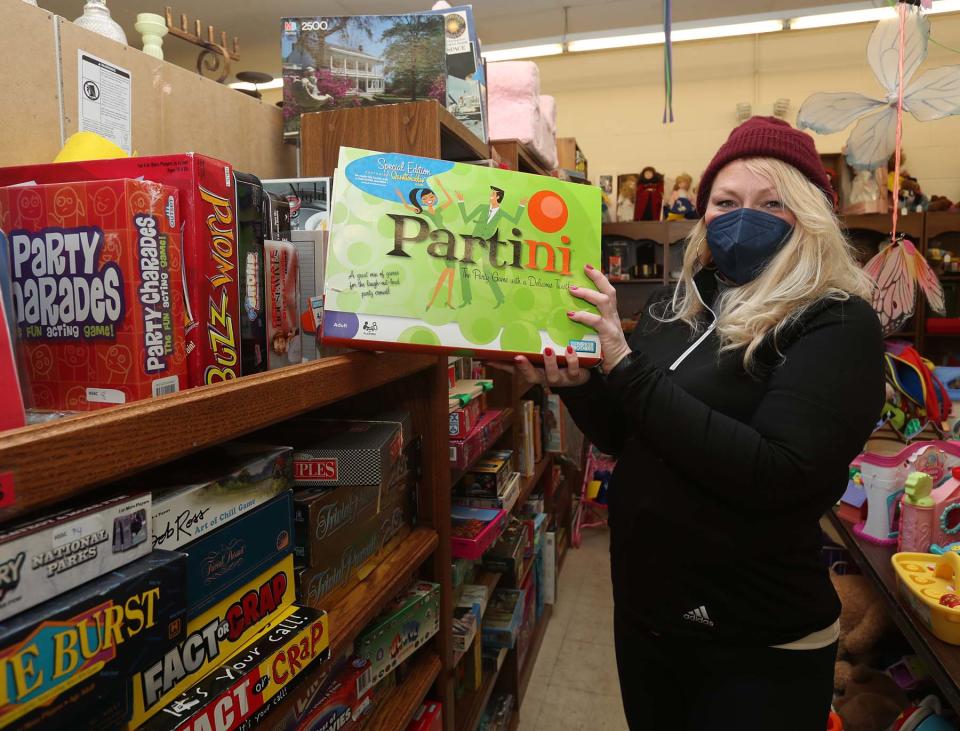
top-left (321, 148), bottom-right (602, 364)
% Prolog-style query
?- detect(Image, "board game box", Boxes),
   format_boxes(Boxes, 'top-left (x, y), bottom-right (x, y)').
top-left (236, 172), bottom-right (270, 375)
top-left (129, 554), bottom-right (297, 727)
top-left (144, 443), bottom-right (293, 552)
top-left (0, 549), bottom-right (187, 730)
top-left (296, 512), bottom-right (381, 610)
top-left (0, 493), bottom-right (150, 622)
top-left (293, 482), bottom-right (380, 567)
top-left (265, 240), bottom-right (301, 369)
top-left (0, 154), bottom-right (244, 388)
top-left (286, 420), bottom-right (403, 489)
top-left (140, 605), bottom-right (330, 731)
top-left (263, 178), bottom-right (330, 232)
top-left (322, 147), bottom-right (602, 364)
top-left (354, 581), bottom-right (440, 686)
top-left (178, 491), bottom-right (293, 620)
top-left (263, 656), bottom-right (373, 731)
top-left (408, 701), bottom-right (443, 731)
top-left (0, 179), bottom-right (187, 411)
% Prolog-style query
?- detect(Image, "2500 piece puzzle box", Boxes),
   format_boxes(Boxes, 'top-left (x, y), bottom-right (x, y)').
top-left (321, 148), bottom-right (602, 364)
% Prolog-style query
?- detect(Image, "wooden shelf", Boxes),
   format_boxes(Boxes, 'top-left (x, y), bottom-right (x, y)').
top-left (300, 100), bottom-right (489, 179)
top-left (455, 664), bottom-right (501, 731)
top-left (518, 605), bottom-right (553, 704)
top-left (490, 139), bottom-right (550, 177)
top-left (601, 221), bottom-right (669, 243)
top-left (518, 457), bottom-right (551, 507)
top-left (828, 512), bottom-right (960, 715)
top-left (363, 650), bottom-right (442, 731)
top-left (475, 569), bottom-right (503, 600)
top-left (0, 352), bottom-right (436, 524)
top-left (329, 527), bottom-right (440, 659)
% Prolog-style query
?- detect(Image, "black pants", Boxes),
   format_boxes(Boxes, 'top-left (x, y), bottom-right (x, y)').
top-left (614, 608), bottom-right (837, 731)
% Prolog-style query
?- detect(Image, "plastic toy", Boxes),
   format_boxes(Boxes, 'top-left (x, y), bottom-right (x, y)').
top-left (892, 695), bottom-right (957, 731)
top-left (855, 441), bottom-right (960, 545)
top-left (900, 465), bottom-right (960, 554)
top-left (892, 551), bottom-right (960, 645)
top-left (887, 655), bottom-right (929, 693)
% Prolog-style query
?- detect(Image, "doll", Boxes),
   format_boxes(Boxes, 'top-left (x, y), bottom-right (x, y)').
top-left (635, 166), bottom-right (664, 221)
top-left (665, 173), bottom-right (697, 220)
top-left (617, 174), bottom-right (637, 222)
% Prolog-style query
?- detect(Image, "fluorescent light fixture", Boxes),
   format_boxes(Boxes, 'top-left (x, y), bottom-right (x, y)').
top-left (230, 78), bottom-right (283, 91)
top-left (790, 7), bottom-right (895, 30)
top-left (567, 32), bottom-right (662, 53)
top-left (481, 43), bottom-right (564, 62)
top-left (672, 19), bottom-right (784, 41)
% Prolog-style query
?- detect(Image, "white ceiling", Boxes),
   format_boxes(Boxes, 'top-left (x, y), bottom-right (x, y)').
top-left (44, 0), bottom-right (871, 82)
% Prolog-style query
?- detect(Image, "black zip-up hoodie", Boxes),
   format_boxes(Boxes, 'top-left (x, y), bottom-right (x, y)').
top-left (560, 270), bottom-right (884, 645)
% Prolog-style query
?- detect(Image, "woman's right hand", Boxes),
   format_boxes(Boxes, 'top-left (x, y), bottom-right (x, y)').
top-left (512, 347), bottom-right (590, 388)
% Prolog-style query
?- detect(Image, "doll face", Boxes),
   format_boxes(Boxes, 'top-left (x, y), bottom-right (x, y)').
top-left (705, 161), bottom-right (797, 228)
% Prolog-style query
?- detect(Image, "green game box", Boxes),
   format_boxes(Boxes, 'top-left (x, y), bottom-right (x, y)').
top-left (322, 148), bottom-right (602, 365)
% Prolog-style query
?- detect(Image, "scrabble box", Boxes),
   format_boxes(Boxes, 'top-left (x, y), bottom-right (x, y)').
top-left (0, 179), bottom-right (187, 410)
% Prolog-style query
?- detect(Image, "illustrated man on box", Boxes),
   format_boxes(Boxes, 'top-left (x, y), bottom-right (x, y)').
top-left (455, 186), bottom-right (527, 308)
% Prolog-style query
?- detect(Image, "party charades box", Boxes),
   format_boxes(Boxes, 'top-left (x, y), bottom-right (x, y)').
top-left (0, 154), bottom-right (243, 388)
top-left (0, 179), bottom-right (187, 410)
top-left (322, 148), bottom-right (602, 365)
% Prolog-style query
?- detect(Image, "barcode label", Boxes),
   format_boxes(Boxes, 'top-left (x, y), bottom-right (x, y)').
top-left (152, 376), bottom-right (180, 398)
top-left (355, 666), bottom-right (373, 698)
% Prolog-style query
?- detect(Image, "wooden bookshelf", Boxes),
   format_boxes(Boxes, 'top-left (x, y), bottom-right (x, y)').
top-left (518, 458), bottom-right (551, 506)
top-left (0, 352), bottom-right (436, 523)
top-left (490, 139), bottom-right (550, 177)
top-left (300, 100), bottom-right (490, 178)
top-left (363, 650), bottom-right (443, 731)
top-left (455, 665), bottom-right (502, 731)
top-left (518, 606), bottom-right (553, 704)
top-left (450, 407), bottom-right (515, 486)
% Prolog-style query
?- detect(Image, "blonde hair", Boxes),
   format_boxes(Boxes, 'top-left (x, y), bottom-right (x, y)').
top-left (662, 157), bottom-right (872, 371)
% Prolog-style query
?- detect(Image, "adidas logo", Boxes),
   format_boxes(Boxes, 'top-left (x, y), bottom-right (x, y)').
top-left (682, 606), bottom-right (715, 627)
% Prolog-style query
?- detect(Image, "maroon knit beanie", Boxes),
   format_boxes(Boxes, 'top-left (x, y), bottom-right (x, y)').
top-left (695, 116), bottom-right (833, 215)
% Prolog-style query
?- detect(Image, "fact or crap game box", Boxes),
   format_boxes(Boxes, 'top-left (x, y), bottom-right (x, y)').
top-left (140, 605), bottom-right (329, 731)
top-left (0, 550), bottom-right (187, 730)
top-left (0, 154), bottom-right (243, 388)
top-left (322, 148), bottom-right (602, 364)
top-left (0, 179), bottom-right (187, 411)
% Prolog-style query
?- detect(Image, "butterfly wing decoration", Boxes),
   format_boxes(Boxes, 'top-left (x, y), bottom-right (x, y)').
top-left (865, 241), bottom-right (916, 336)
top-left (903, 238), bottom-right (946, 314)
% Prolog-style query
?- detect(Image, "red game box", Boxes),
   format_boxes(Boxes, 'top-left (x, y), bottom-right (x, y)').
top-left (0, 179), bottom-right (187, 410)
top-left (0, 154), bottom-right (242, 387)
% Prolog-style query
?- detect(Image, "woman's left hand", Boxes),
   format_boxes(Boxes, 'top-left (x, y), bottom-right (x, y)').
top-left (569, 264), bottom-right (632, 374)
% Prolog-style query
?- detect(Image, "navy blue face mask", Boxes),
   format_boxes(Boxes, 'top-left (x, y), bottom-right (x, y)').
top-left (706, 208), bottom-right (794, 285)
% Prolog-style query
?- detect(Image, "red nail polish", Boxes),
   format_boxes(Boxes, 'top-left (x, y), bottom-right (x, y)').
top-left (566, 346), bottom-right (574, 355)
top-left (569, 285), bottom-right (578, 290)
top-left (544, 348), bottom-right (554, 357)
top-left (566, 311), bottom-right (575, 317)
top-left (586, 263), bottom-right (595, 270)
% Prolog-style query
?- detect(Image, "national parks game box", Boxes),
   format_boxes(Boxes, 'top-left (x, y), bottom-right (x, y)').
top-left (322, 148), bottom-right (602, 364)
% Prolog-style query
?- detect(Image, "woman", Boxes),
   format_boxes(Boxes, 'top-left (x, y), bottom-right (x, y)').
top-left (395, 184), bottom-right (456, 310)
top-left (513, 117), bottom-right (884, 729)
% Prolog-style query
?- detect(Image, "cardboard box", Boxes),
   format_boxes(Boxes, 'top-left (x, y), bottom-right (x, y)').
top-left (289, 421), bottom-right (403, 489)
top-left (453, 471), bottom-right (520, 513)
top-left (0, 493), bottom-right (151, 622)
top-left (543, 531), bottom-right (556, 605)
top-left (297, 512), bottom-right (381, 609)
top-left (460, 452), bottom-right (513, 498)
top-left (180, 491), bottom-right (293, 620)
top-left (264, 240), bottom-right (301, 369)
top-left (0, 179), bottom-right (187, 410)
top-left (453, 605), bottom-right (477, 653)
top-left (481, 588), bottom-right (525, 650)
top-left (289, 229), bottom-right (327, 361)
top-left (407, 701), bottom-right (443, 731)
top-left (140, 605), bottom-right (330, 731)
top-left (355, 582), bottom-right (440, 686)
top-left (129, 555), bottom-right (297, 727)
top-left (263, 178), bottom-right (330, 233)
top-left (321, 148), bottom-right (602, 363)
top-left (449, 410), bottom-right (509, 470)
top-left (0, 154), bottom-right (244, 388)
top-left (145, 443), bottom-right (293, 552)
top-left (264, 194), bottom-right (293, 241)
top-left (451, 507), bottom-right (506, 561)
top-left (264, 657), bottom-right (373, 731)
top-left (235, 172), bottom-right (270, 375)
top-left (0, 550), bottom-right (187, 730)
top-left (293, 483), bottom-right (380, 567)
top-left (481, 518), bottom-right (525, 578)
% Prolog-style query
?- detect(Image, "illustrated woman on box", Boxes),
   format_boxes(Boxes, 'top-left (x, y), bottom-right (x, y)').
top-left (513, 117), bottom-right (884, 729)
top-left (395, 183), bottom-right (456, 310)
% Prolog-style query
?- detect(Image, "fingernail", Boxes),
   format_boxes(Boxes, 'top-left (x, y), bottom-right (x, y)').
top-left (586, 263), bottom-right (595, 270)
top-left (569, 285), bottom-right (578, 290)
top-left (566, 346), bottom-right (574, 355)
top-left (544, 348), bottom-right (554, 357)
top-left (566, 311), bottom-right (575, 317)
top-left (513, 356), bottom-right (523, 362)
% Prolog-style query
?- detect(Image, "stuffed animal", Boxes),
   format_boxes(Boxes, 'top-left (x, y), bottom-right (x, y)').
top-left (834, 665), bottom-right (910, 731)
top-left (831, 570), bottom-right (893, 691)
top-left (928, 195), bottom-right (955, 213)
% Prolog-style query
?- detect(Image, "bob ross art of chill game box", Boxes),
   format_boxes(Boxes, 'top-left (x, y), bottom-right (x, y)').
top-left (321, 148), bottom-right (602, 365)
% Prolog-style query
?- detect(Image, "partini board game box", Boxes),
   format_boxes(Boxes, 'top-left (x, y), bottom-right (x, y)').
top-left (322, 148), bottom-right (602, 364)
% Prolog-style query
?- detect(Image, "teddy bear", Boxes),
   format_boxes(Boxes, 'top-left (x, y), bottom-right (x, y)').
top-left (830, 570), bottom-right (893, 691)
top-left (834, 665), bottom-right (911, 731)
top-left (928, 195), bottom-right (955, 213)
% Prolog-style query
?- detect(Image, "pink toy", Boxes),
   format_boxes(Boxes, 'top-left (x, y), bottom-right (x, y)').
top-left (856, 440), bottom-right (960, 545)
top-left (899, 463), bottom-right (960, 554)
top-left (486, 61), bottom-right (558, 169)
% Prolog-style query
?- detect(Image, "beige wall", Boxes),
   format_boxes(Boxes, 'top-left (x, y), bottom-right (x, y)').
top-left (537, 16), bottom-right (960, 201)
